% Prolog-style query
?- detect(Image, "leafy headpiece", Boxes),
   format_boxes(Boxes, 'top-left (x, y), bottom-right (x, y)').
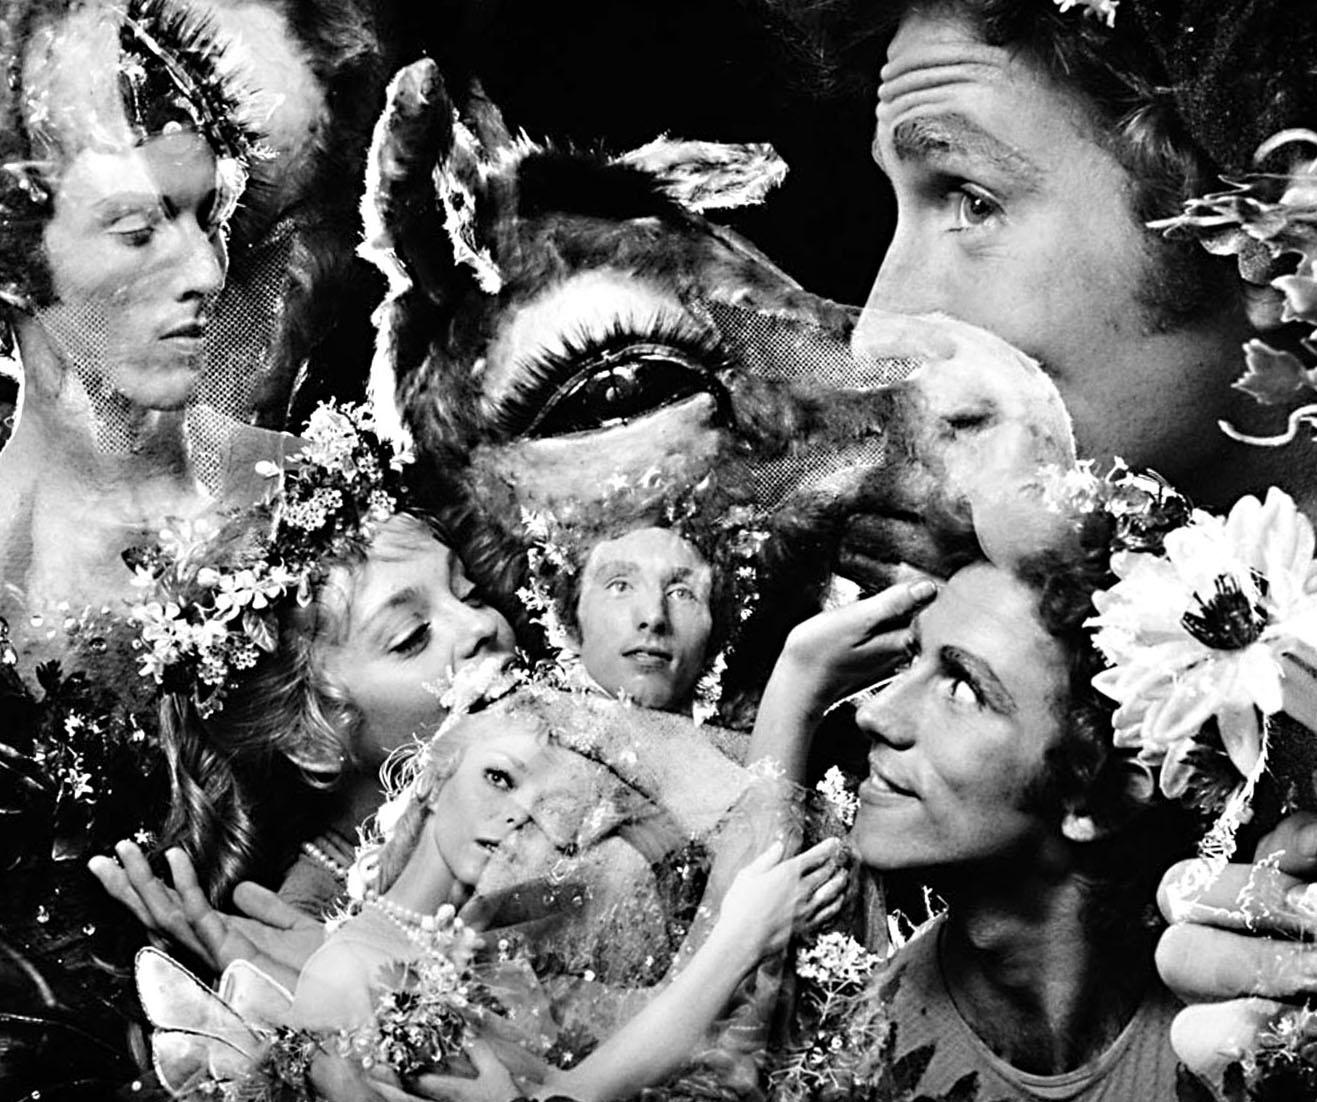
top-left (128, 404), bottom-right (410, 717)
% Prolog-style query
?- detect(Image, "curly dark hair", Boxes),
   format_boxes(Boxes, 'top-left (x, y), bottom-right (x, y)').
top-left (1014, 512), bottom-right (1198, 936)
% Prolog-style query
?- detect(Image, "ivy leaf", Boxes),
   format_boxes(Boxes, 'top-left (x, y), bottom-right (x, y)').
top-left (1233, 340), bottom-right (1313, 404)
top-left (242, 610), bottom-right (277, 653)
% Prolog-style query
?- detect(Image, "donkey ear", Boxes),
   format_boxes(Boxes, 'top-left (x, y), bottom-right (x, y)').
top-left (463, 79), bottom-right (514, 154)
top-left (614, 138), bottom-right (788, 212)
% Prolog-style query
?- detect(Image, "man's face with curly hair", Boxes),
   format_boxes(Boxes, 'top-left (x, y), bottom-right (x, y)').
top-left (575, 527), bottom-right (714, 712)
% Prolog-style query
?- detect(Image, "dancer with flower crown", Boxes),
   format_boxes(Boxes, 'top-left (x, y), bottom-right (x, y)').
top-left (90, 402), bottom-right (519, 986)
top-left (745, 465), bottom-right (1222, 1099)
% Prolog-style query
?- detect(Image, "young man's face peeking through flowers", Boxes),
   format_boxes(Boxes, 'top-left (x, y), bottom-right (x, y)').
top-left (575, 526), bottom-right (713, 712)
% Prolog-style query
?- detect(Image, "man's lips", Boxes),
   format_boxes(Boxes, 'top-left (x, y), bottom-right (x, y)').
top-left (160, 320), bottom-right (207, 341)
top-left (622, 645), bottom-right (673, 669)
top-left (859, 768), bottom-right (918, 803)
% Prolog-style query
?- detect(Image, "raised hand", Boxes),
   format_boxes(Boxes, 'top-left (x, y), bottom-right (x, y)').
top-left (88, 841), bottom-right (324, 988)
top-left (751, 579), bottom-right (937, 781)
top-left (1156, 810), bottom-right (1317, 1078)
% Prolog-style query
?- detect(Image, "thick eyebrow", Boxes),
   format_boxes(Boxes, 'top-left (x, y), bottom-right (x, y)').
top-left (875, 113), bottom-right (1043, 190)
top-left (940, 644), bottom-right (1017, 715)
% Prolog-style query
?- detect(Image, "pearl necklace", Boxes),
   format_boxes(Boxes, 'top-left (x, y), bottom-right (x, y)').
top-left (363, 892), bottom-right (446, 947)
top-left (300, 839), bottom-right (350, 883)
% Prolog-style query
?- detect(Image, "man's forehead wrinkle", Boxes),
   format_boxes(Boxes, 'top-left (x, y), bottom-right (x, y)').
top-left (878, 28), bottom-right (1006, 101)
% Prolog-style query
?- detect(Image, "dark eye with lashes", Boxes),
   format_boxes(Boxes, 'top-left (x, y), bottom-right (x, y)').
top-left (491, 320), bottom-right (733, 439)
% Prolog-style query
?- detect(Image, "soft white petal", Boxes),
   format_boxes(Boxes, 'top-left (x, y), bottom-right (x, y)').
top-left (1215, 703), bottom-right (1262, 779)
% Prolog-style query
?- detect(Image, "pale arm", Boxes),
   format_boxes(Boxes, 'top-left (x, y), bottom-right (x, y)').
top-left (412, 840), bottom-right (847, 1102)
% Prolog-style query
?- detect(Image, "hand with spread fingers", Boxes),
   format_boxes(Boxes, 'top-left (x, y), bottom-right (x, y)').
top-left (718, 837), bottom-right (850, 958)
top-left (1156, 811), bottom-right (1317, 1079)
top-left (88, 840), bottom-right (325, 989)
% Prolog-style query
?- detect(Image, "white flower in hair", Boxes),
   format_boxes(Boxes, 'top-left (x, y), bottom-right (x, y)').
top-left (1089, 487), bottom-right (1317, 799)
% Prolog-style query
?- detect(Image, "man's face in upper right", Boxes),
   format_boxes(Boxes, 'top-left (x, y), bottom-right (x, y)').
top-left (851, 7), bottom-right (1251, 496)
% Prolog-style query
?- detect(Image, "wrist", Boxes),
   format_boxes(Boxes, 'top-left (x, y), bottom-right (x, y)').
top-left (706, 913), bottom-right (765, 977)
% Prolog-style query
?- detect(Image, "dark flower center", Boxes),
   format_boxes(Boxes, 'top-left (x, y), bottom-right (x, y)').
top-left (1182, 572), bottom-right (1269, 650)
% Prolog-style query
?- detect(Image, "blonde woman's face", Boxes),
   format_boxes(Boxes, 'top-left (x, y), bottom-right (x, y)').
top-left (427, 721), bottom-right (558, 890)
top-left (318, 517), bottom-right (517, 763)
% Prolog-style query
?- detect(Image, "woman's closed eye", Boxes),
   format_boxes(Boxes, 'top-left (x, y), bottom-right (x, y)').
top-left (387, 620), bottom-right (431, 657)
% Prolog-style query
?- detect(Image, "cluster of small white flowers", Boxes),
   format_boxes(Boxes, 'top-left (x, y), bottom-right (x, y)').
top-left (795, 931), bottom-right (880, 989)
top-left (368, 488), bottom-right (396, 521)
top-left (815, 766), bottom-right (858, 828)
top-left (691, 649), bottom-right (727, 726)
top-left (207, 563), bottom-right (297, 620)
top-left (34, 739), bottom-right (94, 802)
top-left (281, 486), bottom-right (346, 531)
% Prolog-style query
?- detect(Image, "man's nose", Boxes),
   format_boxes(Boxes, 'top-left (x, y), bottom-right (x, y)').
top-left (171, 218), bottom-right (228, 300)
top-left (633, 585), bottom-right (669, 634)
top-left (851, 234), bottom-right (944, 360)
top-left (854, 677), bottom-right (917, 750)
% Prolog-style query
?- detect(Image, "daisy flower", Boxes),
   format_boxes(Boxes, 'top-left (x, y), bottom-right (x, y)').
top-left (1088, 487), bottom-right (1317, 797)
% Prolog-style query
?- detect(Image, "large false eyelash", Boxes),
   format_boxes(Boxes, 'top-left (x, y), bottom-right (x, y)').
top-left (488, 313), bottom-right (735, 440)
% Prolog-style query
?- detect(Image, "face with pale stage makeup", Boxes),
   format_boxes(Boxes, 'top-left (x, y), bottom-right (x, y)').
top-left (317, 515), bottom-right (517, 764)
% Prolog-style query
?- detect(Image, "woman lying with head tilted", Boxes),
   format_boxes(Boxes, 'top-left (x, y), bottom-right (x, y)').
top-left (90, 404), bottom-right (517, 983)
top-left (285, 690), bottom-right (845, 1101)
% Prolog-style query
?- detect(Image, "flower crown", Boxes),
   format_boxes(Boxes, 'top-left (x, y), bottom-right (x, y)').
top-left (128, 403), bottom-right (410, 716)
top-left (515, 468), bottom-right (768, 723)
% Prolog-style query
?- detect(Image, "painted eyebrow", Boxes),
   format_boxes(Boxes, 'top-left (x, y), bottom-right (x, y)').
top-left (940, 644), bottom-right (1017, 715)
top-left (875, 113), bottom-right (1043, 189)
top-left (359, 585), bottom-right (426, 640)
